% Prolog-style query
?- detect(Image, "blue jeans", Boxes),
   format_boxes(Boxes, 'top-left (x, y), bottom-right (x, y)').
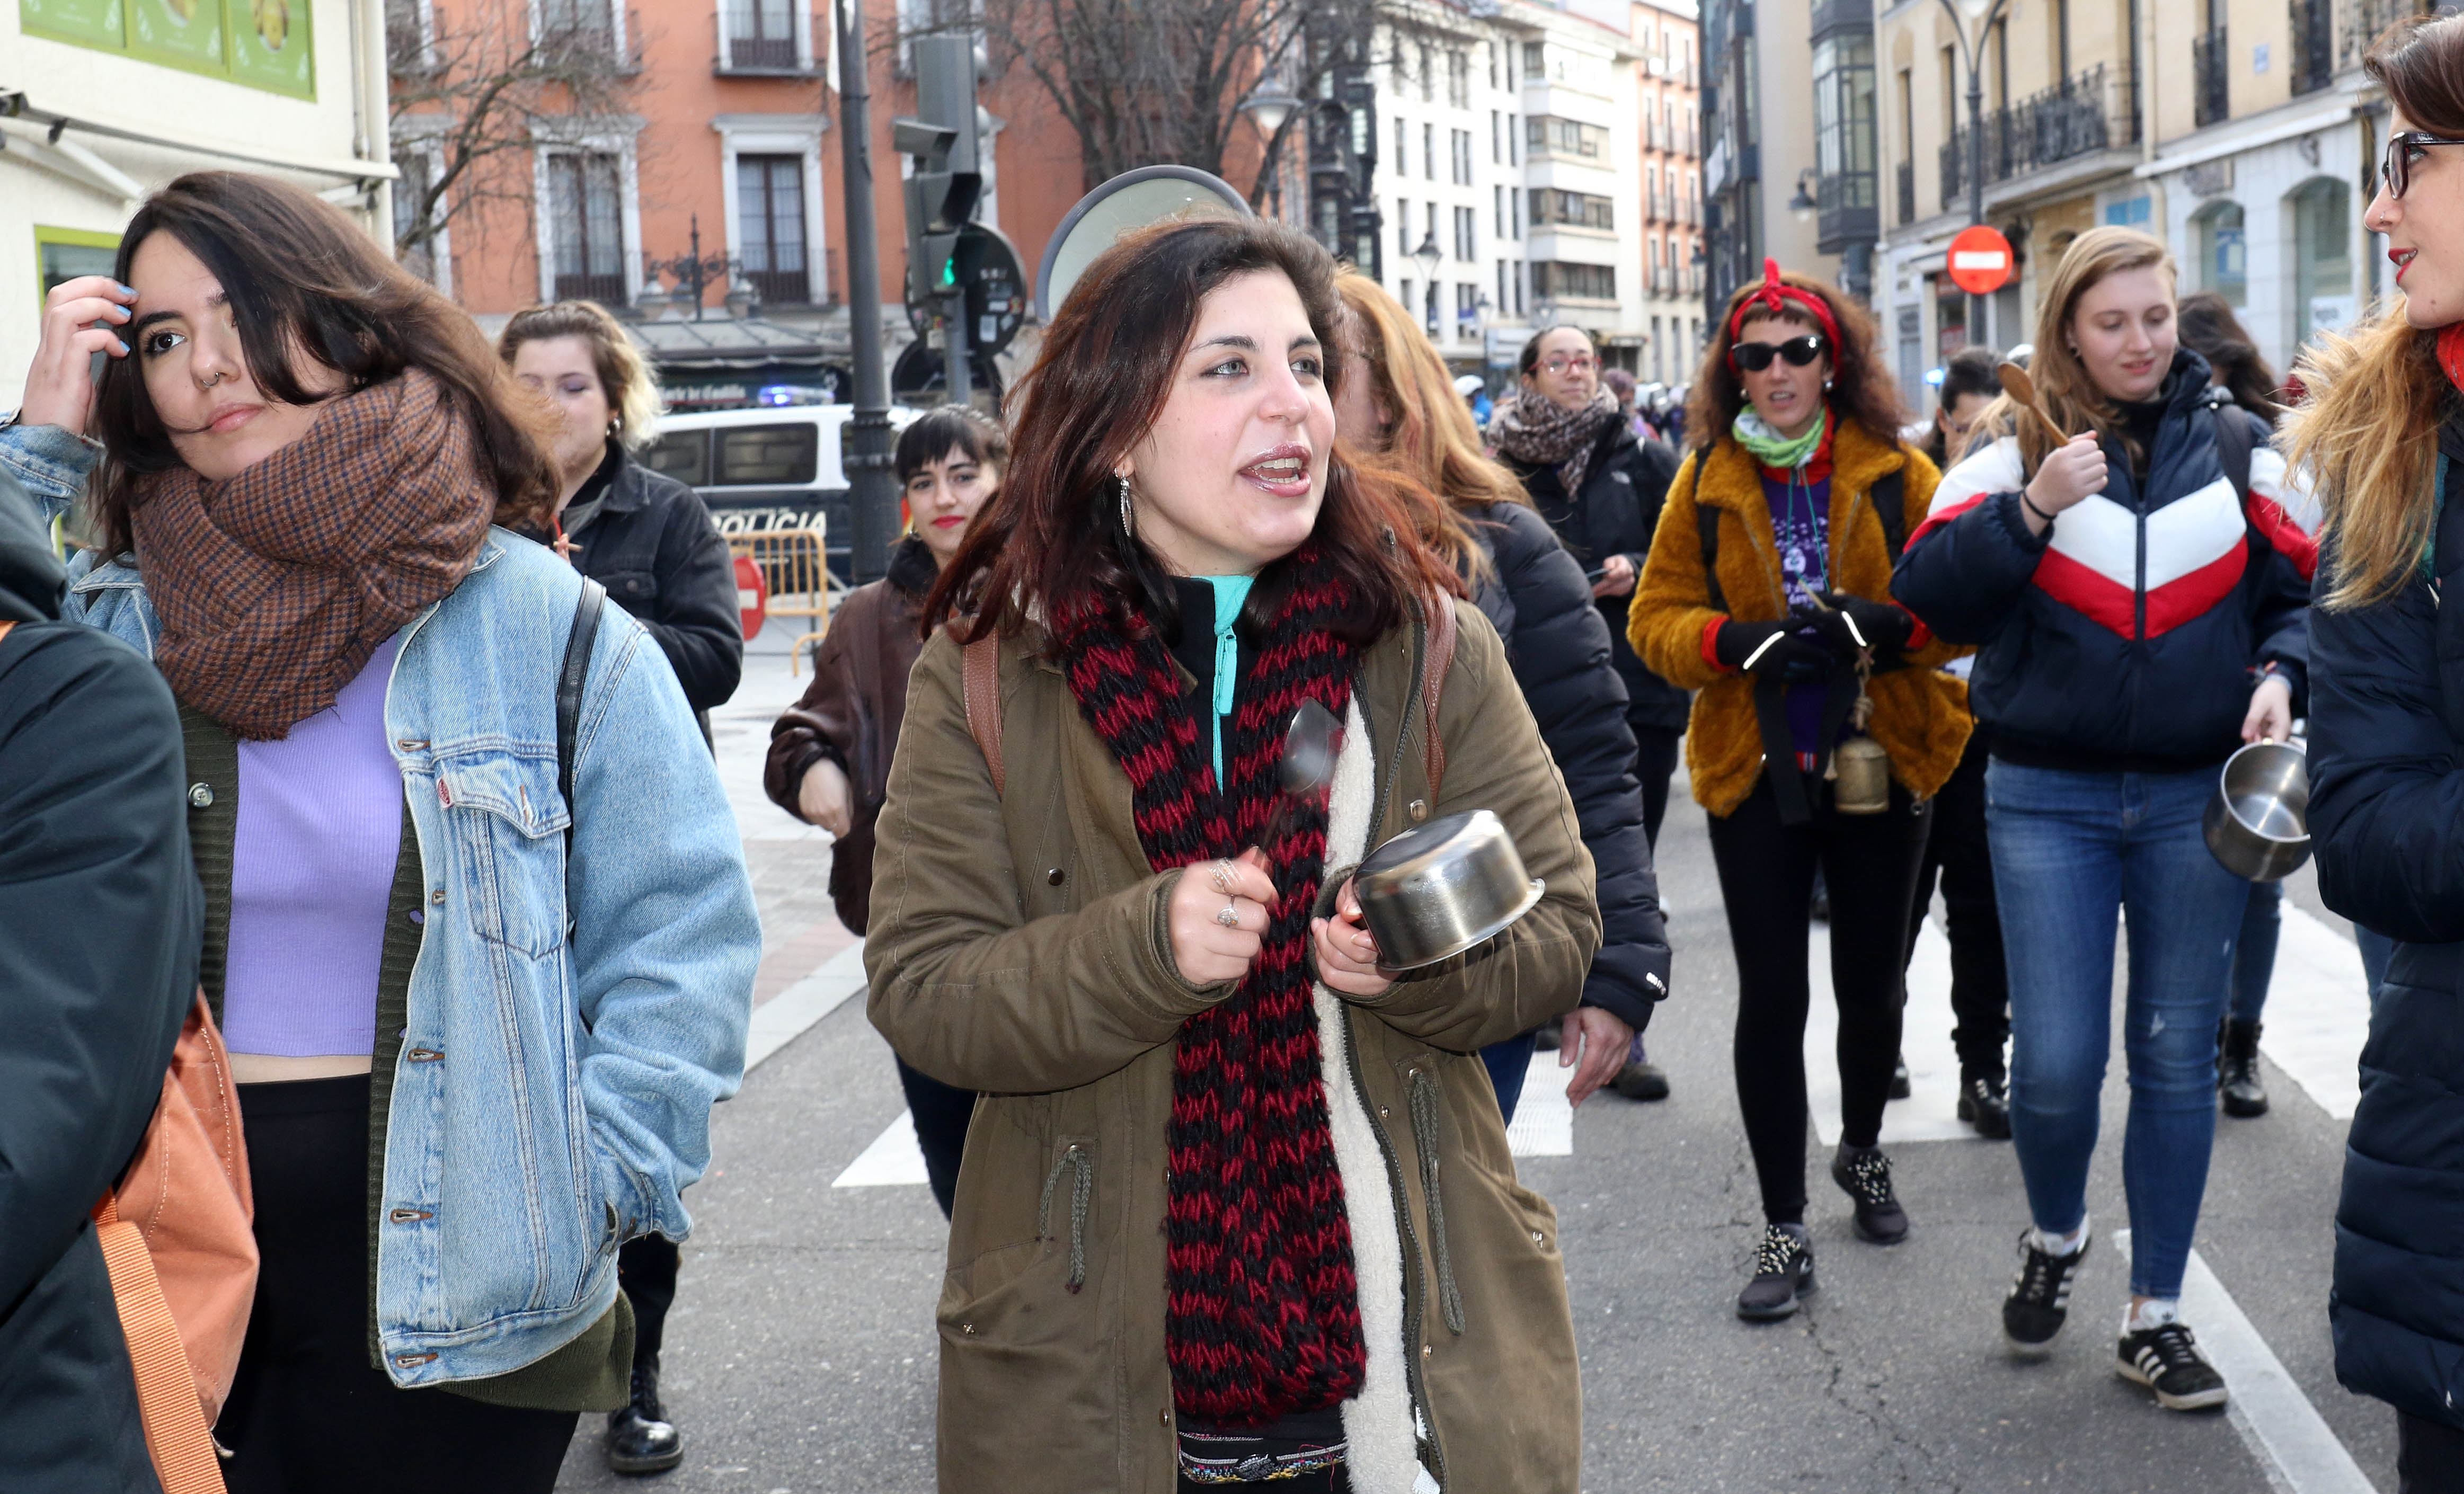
top-left (1482, 1031), bottom-right (1539, 1125)
top-left (1986, 761), bottom-right (2251, 1300)
top-left (2228, 879), bottom-right (2282, 1025)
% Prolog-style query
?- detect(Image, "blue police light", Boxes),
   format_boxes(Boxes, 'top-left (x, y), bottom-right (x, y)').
top-left (758, 385), bottom-right (799, 406)
top-left (1924, 366), bottom-right (1946, 387)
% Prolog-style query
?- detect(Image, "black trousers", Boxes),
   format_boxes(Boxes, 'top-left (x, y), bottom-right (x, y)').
top-left (1707, 773), bottom-right (1931, 1225)
top-left (1633, 724), bottom-right (1683, 852)
top-left (1904, 733), bottom-right (2011, 1079)
top-left (897, 1056), bottom-right (977, 1220)
top-left (2401, 1410), bottom-right (2464, 1493)
top-left (617, 1234), bottom-right (678, 1369)
top-left (217, 1075), bottom-right (578, 1494)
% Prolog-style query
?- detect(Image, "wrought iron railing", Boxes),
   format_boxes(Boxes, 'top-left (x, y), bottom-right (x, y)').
top-left (1940, 64), bottom-right (2135, 209)
top-left (2291, 0), bottom-right (2334, 94)
top-left (2194, 28), bottom-right (2229, 127)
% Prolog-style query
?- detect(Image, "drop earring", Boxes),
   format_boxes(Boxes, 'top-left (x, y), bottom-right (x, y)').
top-left (1115, 475), bottom-right (1134, 539)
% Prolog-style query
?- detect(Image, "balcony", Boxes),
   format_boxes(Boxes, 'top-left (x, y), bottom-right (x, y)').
top-left (2342, 0), bottom-right (2427, 73)
top-left (715, 8), bottom-right (821, 75)
top-left (1815, 171), bottom-right (1877, 256)
top-left (2193, 28), bottom-right (2229, 127)
top-left (1896, 157), bottom-right (1915, 225)
top-left (1809, 0), bottom-right (1874, 42)
top-left (745, 268), bottom-right (810, 306)
top-left (555, 272), bottom-right (628, 308)
top-left (1939, 65), bottom-right (2138, 211)
top-left (2290, 0), bottom-right (2333, 94)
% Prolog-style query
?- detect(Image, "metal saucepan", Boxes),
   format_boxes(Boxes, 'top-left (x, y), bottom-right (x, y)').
top-left (1349, 810), bottom-right (1545, 971)
top-left (2203, 740), bottom-right (2311, 882)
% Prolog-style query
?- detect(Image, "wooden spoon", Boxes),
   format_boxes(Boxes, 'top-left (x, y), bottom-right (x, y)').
top-left (1997, 361), bottom-right (2071, 450)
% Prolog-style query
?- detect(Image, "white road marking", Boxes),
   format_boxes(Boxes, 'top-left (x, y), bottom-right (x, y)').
top-left (744, 941), bottom-right (870, 1073)
top-left (2258, 905), bottom-right (2370, 1120)
top-left (2116, 1230), bottom-right (2379, 1494)
top-left (1506, 1050), bottom-right (1575, 1157)
top-left (832, 1110), bottom-right (932, 1188)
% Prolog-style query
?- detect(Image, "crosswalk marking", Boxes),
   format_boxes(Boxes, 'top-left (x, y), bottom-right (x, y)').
top-left (2255, 905), bottom-right (2368, 1120)
top-left (832, 1110), bottom-right (931, 1188)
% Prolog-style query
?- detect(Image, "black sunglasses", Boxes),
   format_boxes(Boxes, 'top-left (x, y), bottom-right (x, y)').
top-left (1731, 334), bottom-right (1828, 372)
top-left (2382, 131), bottom-right (2464, 199)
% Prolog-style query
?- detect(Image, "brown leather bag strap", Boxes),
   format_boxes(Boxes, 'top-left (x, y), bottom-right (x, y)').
top-left (93, 1194), bottom-right (227, 1493)
top-left (962, 633), bottom-right (1006, 799)
top-left (1421, 590), bottom-right (1457, 802)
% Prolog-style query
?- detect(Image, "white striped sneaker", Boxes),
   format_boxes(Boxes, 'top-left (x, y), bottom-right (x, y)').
top-left (2002, 1228), bottom-right (2090, 1355)
top-left (2117, 1321), bottom-right (2230, 1411)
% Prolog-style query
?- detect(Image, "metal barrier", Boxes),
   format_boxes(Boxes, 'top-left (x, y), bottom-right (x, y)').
top-left (727, 526), bottom-right (831, 669)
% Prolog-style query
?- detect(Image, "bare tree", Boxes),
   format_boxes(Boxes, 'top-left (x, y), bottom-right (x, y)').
top-left (964, 0), bottom-right (1397, 197)
top-left (385, 0), bottom-right (643, 279)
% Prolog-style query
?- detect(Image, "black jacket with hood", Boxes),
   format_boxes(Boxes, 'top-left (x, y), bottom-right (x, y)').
top-left (0, 465), bottom-right (199, 1492)
top-left (552, 440), bottom-right (743, 715)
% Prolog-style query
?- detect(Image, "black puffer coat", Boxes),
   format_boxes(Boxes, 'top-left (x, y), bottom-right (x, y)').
top-left (1500, 419), bottom-right (1691, 733)
top-left (2312, 412), bottom-right (2464, 1430)
top-left (0, 466), bottom-right (199, 1491)
top-left (557, 440), bottom-right (744, 715)
top-left (1465, 500), bottom-right (1671, 1029)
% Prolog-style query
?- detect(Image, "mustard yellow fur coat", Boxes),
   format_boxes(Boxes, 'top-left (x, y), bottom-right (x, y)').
top-left (1626, 418), bottom-right (1972, 818)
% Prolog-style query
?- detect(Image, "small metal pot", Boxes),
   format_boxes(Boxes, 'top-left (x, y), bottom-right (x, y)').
top-left (2203, 740), bottom-right (2311, 882)
top-left (1350, 810), bottom-right (1546, 971)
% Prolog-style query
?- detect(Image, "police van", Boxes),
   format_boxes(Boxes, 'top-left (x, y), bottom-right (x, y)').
top-left (645, 401), bottom-right (921, 587)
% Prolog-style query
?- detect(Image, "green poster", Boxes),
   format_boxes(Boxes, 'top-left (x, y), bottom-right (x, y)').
top-left (19, 0), bottom-right (126, 47)
top-left (126, 0), bottom-right (224, 74)
top-left (228, 0), bottom-right (314, 98)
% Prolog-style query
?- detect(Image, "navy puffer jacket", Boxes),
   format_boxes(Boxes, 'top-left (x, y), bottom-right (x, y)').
top-left (1465, 500), bottom-right (1671, 1029)
top-left (2312, 414), bottom-right (2464, 1430)
top-left (1893, 350), bottom-right (2313, 769)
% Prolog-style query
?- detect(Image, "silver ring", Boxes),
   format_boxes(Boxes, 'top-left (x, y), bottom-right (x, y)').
top-left (1209, 859), bottom-right (1237, 893)
top-left (1216, 900), bottom-right (1242, 928)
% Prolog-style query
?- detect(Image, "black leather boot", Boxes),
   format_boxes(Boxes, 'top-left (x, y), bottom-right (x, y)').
top-left (606, 1359), bottom-right (685, 1474)
top-left (2218, 1018), bottom-right (2268, 1118)
top-left (1957, 1069), bottom-right (2013, 1139)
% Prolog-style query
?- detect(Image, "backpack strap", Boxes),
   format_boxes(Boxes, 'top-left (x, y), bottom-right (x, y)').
top-left (2204, 391), bottom-right (2254, 506)
top-left (557, 578), bottom-right (606, 864)
top-left (1420, 590), bottom-right (1457, 801)
top-left (963, 633), bottom-right (1006, 799)
top-left (1689, 456), bottom-right (1725, 616)
top-left (1871, 468), bottom-right (1907, 561)
top-left (93, 1193), bottom-right (226, 1494)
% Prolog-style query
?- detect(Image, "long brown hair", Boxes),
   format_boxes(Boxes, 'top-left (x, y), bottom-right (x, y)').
top-left (1685, 268), bottom-right (1905, 453)
top-left (1972, 227), bottom-right (2175, 474)
top-left (928, 218), bottom-right (1460, 645)
top-left (2284, 14), bottom-right (2464, 609)
top-left (1333, 270), bottom-right (1519, 580)
top-left (89, 172), bottom-right (561, 557)
top-left (2177, 291), bottom-right (2283, 420)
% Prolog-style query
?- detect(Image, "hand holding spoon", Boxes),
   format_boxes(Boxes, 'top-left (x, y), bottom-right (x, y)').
top-left (1996, 361), bottom-right (2071, 450)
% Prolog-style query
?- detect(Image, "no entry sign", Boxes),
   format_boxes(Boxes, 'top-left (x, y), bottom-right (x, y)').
top-left (1947, 225), bottom-right (2015, 296)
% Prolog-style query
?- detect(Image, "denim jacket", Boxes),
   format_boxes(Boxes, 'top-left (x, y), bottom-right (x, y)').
top-left (0, 421), bottom-right (761, 1388)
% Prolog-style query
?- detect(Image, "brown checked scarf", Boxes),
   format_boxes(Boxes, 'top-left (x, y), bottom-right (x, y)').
top-left (128, 368), bottom-right (495, 740)
top-left (1488, 384), bottom-right (1621, 499)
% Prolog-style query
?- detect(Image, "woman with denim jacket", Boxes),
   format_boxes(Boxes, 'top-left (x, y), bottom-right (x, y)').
top-left (2, 172), bottom-right (759, 1492)
top-left (1893, 227), bottom-right (2310, 1412)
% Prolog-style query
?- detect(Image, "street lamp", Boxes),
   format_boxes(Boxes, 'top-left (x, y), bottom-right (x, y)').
top-left (1413, 232), bottom-right (1444, 335)
top-left (1240, 83), bottom-right (1301, 138)
top-left (1788, 168), bottom-right (1819, 224)
top-left (1938, 0), bottom-right (2010, 351)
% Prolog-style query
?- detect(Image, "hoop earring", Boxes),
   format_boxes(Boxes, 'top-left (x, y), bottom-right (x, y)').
top-left (609, 414), bottom-right (624, 434)
top-left (1115, 475), bottom-right (1134, 540)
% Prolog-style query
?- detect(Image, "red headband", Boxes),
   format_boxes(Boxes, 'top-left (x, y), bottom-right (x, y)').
top-left (1727, 257), bottom-right (1840, 350)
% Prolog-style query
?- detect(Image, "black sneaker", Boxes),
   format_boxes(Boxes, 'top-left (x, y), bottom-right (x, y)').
top-left (2002, 1228), bottom-right (2090, 1355)
top-left (1958, 1071), bottom-right (2013, 1140)
top-left (1610, 1061), bottom-right (1670, 1101)
top-left (606, 1361), bottom-right (685, 1474)
top-left (2218, 1018), bottom-right (2268, 1118)
top-left (1737, 1224), bottom-right (1816, 1321)
top-left (2117, 1320), bottom-right (2230, 1411)
top-left (1830, 1143), bottom-right (1909, 1244)
top-left (1887, 1053), bottom-right (1912, 1100)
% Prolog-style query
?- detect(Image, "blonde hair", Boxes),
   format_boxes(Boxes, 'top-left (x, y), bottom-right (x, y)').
top-left (496, 300), bottom-right (664, 451)
top-left (1333, 270), bottom-right (1521, 579)
top-left (1973, 227), bottom-right (2175, 474)
top-left (2282, 14), bottom-right (2464, 609)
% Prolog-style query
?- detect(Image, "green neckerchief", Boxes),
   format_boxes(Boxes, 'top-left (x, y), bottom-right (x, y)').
top-left (1201, 574), bottom-right (1254, 786)
top-left (1733, 405), bottom-right (1829, 470)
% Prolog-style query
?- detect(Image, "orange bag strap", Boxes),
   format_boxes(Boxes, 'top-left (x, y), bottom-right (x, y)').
top-left (1420, 590), bottom-right (1457, 802)
top-left (93, 1196), bottom-right (226, 1494)
top-left (963, 633), bottom-right (1006, 799)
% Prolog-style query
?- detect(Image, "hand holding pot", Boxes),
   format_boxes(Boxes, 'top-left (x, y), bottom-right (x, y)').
top-left (1312, 878), bottom-right (1394, 999)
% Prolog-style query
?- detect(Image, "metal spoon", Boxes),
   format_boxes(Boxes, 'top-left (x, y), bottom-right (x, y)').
top-left (1996, 360), bottom-right (2072, 450)
top-left (1256, 698), bottom-right (1344, 877)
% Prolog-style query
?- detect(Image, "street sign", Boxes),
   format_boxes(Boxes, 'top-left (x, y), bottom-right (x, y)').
top-left (1947, 225), bottom-right (2015, 296)
top-left (734, 553), bottom-right (768, 639)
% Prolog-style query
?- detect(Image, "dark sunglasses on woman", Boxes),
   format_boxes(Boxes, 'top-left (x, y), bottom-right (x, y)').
top-left (1731, 335), bottom-right (1828, 373)
top-left (2383, 131), bottom-right (2464, 200)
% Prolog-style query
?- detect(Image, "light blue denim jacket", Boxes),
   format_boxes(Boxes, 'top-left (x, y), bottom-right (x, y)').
top-left (0, 420), bottom-right (761, 1388)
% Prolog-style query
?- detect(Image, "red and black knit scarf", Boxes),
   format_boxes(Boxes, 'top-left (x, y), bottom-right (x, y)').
top-left (1051, 541), bottom-right (1369, 1427)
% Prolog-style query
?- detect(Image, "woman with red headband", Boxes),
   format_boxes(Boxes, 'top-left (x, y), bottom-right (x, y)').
top-left (1629, 262), bottom-right (1972, 1321)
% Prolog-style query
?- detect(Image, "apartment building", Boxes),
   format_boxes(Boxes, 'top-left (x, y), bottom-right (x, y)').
top-left (2, 0), bottom-right (395, 410)
top-left (1875, 0), bottom-right (2408, 410)
top-left (1700, 0), bottom-right (1841, 323)
top-left (1633, 0), bottom-right (1707, 388)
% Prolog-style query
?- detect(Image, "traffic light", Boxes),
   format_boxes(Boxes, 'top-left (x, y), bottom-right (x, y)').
top-left (896, 37), bottom-right (982, 310)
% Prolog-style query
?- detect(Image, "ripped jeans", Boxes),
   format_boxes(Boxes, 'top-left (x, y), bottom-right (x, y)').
top-left (1986, 760), bottom-right (2250, 1300)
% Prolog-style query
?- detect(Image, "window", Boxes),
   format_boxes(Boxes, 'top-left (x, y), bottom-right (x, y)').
top-left (1508, 113), bottom-right (1518, 165)
top-left (1532, 261), bottom-right (1616, 300)
top-left (1522, 41), bottom-right (1544, 79)
top-left (392, 149), bottom-right (446, 288)
top-left (1426, 201), bottom-right (1439, 253)
top-left (36, 226), bottom-right (120, 299)
top-left (1510, 186), bottom-right (1521, 239)
top-left (1394, 118), bottom-right (1407, 176)
top-left (1488, 41), bottom-right (1499, 90)
top-left (2193, 200), bottom-right (2247, 308)
top-left (1419, 43), bottom-right (1434, 102)
top-left (646, 430), bottom-right (711, 486)
top-left (2292, 177), bottom-right (2355, 342)
top-left (1491, 110), bottom-right (1502, 163)
top-left (548, 153), bottom-right (627, 306)
top-left (1494, 185), bottom-right (1505, 238)
top-left (1530, 189), bottom-right (1615, 230)
top-left (1499, 259), bottom-right (1510, 312)
top-left (1454, 205), bottom-right (1476, 260)
top-left (1514, 262), bottom-right (1525, 317)
top-left (540, 0), bottom-right (618, 52)
top-left (1424, 122), bottom-right (1435, 180)
top-left (1452, 129), bottom-right (1473, 184)
top-left (726, 0), bottom-right (796, 69)
top-left (23, 0), bottom-right (317, 96)
top-left (1448, 49), bottom-right (1471, 107)
top-left (1398, 200), bottom-right (1412, 257)
top-left (1456, 282), bottom-right (1478, 332)
top-left (716, 423), bottom-right (820, 485)
top-left (1813, 32), bottom-right (1879, 217)
top-left (1526, 116), bottom-right (1609, 159)
top-left (737, 155), bottom-right (810, 304)
top-left (1399, 278), bottom-right (1415, 315)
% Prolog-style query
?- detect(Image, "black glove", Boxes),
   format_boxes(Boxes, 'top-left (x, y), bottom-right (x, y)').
top-left (1798, 592), bottom-right (1917, 656)
top-left (1713, 618), bottom-right (1836, 683)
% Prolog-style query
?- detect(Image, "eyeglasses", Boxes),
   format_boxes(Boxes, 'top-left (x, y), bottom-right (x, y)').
top-left (1540, 354), bottom-right (1599, 376)
top-left (1731, 335), bottom-right (1828, 372)
top-left (2382, 131), bottom-right (2464, 199)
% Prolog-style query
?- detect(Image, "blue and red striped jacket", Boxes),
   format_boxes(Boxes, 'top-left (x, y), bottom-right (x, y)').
top-left (1892, 351), bottom-right (2313, 771)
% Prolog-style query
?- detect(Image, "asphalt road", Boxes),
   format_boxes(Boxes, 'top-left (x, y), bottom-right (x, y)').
top-left (555, 651), bottom-right (2394, 1492)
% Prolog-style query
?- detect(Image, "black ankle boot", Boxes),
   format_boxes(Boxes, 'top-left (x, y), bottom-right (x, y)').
top-left (1957, 1070), bottom-right (2012, 1140)
top-left (606, 1359), bottom-right (685, 1474)
top-left (2218, 1018), bottom-right (2268, 1118)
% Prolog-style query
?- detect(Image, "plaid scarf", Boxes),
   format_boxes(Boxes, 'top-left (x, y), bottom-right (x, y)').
top-left (128, 369), bottom-right (494, 740)
top-left (1489, 385), bottom-right (1621, 499)
top-left (1052, 544), bottom-right (1368, 1427)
